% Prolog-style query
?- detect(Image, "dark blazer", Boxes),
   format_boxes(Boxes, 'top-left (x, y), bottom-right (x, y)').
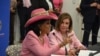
top-left (80, 0), bottom-right (100, 23)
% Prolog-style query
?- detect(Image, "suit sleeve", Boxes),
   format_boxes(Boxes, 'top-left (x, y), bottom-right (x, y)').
top-left (80, 0), bottom-right (91, 9)
top-left (70, 31), bottom-right (86, 49)
top-left (25, 34), bottom-right (60, 56)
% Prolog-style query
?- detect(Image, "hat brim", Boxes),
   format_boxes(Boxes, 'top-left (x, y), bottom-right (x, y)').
top-left (25, 13), bottom-right (58, 27)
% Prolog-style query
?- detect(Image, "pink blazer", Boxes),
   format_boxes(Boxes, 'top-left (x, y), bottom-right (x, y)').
top-left (20, 30), bottom-right (60, 56)
top-left (48, 29), bottom-right (86, 55)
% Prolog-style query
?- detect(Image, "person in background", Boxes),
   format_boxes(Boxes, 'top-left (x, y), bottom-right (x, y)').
top-left (20, 8), bottom-right (69, 56)
top-left (80, 0), bottom-right (100, 47)
top-left (17, 0), bottom-right (29, 42)
top-left (48, 13), bottom-right (87, 56)
top-left (23, 0), bottom-right (56, 20)
top-left (98, 1), bottom-right (100, 25)
top-left (9, 0), bottom-right (17, 45)
top-left (53, 0), bottom-right (63, 16)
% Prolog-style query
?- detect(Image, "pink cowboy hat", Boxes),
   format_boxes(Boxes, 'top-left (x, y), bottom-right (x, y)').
top-left (25, 8), bottom-right (58, 27)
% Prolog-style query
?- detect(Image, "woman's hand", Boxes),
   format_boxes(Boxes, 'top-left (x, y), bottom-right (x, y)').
top-left (74, 46), bottom-right (87, 54)
top-left (66, 37), bottom-right (72, 44)
top-left (90, 2), bottom-right (97, 7)
top-left (77, 46), bottom-right (87, 51)
top-left (59, 37), bottom-right (72, 47)
top-left (68, 49), bottom-right (76, 56)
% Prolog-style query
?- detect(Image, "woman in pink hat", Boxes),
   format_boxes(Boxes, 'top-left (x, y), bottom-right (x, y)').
top-left (23, 0), bottom-right (56, 20)
top-left (20, 8), bottom-right (69, 56)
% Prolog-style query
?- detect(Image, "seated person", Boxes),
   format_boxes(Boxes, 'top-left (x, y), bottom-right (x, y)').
top-left (20, 8), bottom-right (69, 56)
top-left (48, 13), bottom-right (87, 56)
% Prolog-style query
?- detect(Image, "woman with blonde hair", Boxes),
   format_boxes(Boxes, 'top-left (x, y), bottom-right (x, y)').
top-left (49, 13), bottom-right (87, 56)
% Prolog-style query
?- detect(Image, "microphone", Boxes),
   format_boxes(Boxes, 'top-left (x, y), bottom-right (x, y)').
top-left (52, 32), bottom-right (55, 36)
top-left (52, 32), bottom-right (62, 41)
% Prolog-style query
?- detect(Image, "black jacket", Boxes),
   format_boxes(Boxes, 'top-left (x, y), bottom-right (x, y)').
top-left (80, 0), bottom-right (100, 23)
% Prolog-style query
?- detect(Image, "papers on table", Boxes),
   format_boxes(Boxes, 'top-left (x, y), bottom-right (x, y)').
top-left (51, 54), bottom-right (66, 56)
top-left (65, 44), bottom-right (70, 51)
top-left (78, 50), bottom-right (100, 56)
top-left (51, 50), bottom-right (100, 56)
